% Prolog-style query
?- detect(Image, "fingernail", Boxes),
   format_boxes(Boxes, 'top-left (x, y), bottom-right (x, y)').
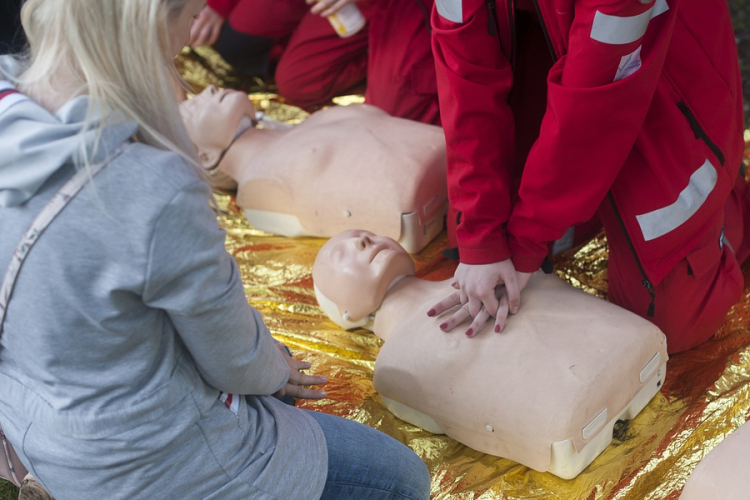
top-left (319, 391), bottom-right (327, 397)
top-left (495, 325), bottom-right (501, 333)
top-left (427, 308), bottom-right (436, 317)
top-left (465, 328), bottom-right (473, 337)
top-left (439, 323), bottom-right (448, 330)
top-left (511, 307), bottom-right (519, 314)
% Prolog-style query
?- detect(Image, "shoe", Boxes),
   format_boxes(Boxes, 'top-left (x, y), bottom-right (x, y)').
top-left (17, 474), bottom-right (54, 500)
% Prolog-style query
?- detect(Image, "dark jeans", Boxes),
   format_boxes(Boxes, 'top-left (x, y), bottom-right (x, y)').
top-left (306, 410), bottom-right (431, 500)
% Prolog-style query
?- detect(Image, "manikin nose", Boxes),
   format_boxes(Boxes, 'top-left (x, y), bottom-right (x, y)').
top-left (356, 235), bottom-right (372, 250)
top-left (207, 85), bottom-right (218, 95)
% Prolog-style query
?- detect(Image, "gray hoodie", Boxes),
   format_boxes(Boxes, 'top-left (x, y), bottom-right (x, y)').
top-left (0, 55), bottom-right (326, 500)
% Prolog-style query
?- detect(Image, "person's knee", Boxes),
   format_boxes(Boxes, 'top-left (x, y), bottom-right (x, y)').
top-left (402, 453), bottom-right (431, 500)
top-left (274, 62), bottom-right (323, 108)
top-left (660, 248), bottom-right (744, 354)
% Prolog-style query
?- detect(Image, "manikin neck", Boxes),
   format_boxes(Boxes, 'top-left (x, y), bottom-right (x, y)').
top-left (203, 115), bottom-right (256, 171)
top-left (218, 124), bottom-right (287, 180)
top-left (373, 276), bottom-right (449, 342)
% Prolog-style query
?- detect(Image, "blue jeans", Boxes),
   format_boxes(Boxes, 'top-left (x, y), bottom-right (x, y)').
top-left (306, 410), bottom-right (431, 500)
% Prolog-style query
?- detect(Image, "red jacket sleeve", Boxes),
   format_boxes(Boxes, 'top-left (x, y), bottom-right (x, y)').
top-left (507, 0), bottom-right (677, 272)
top-left (207, 0), bottom-right (240, 19)
top-left (431, 0), bottom-right (516, 265)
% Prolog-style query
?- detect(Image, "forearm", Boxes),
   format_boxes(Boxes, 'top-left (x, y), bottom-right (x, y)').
top-left (432, 0), bottom-right (516, 264)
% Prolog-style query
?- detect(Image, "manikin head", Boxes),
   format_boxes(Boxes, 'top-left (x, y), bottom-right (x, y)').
top-left (179, 85), bottom-right (255, 168)
top-left (313, 229), bottom-right (416, 329)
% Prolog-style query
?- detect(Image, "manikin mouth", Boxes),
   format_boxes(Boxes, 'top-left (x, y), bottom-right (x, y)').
top-left (369, 244), bottom-right (392, 263)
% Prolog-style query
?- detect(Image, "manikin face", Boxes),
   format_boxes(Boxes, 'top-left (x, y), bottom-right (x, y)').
top-left (313, 230), bottom-right (416, 322)
top-left (180, 85), bottom-right (255, 164)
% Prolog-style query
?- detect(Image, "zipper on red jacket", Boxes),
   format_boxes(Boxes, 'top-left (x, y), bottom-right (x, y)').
top-left (413, 0), bottom-right (431, 33)
top-left (486, 1), bottom-right (498, 35)
top-left (608, 193), bottom-right (656, 317)
top-left (530, 0), bottom-right (557, 62)
top-left (506, 1), bottom-right (517, 68)
top-left (676, 100), bottom-right (725, 166)
top-left (486, 1), bottom-right (516, 69)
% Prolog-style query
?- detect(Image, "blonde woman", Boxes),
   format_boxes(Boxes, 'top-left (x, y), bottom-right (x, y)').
top-left (0, 1), bottom-right (429, 499)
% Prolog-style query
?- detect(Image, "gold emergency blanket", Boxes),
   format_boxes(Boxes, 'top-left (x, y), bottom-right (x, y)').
top-left (179, 48), bottom-right (750, 499)
top-left (220, 199), bottom-right (750, 500)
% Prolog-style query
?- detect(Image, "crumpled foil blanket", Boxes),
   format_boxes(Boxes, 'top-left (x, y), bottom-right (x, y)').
top-left (179, 47), bottom-right (750, 500)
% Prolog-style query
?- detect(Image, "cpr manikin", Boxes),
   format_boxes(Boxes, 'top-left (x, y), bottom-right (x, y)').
top-left (312, 229), bottom-right (669, 479)
top-left (679, 420), bottom-right (750, 500)
top-left (180, 87), bottom-right (448, 253)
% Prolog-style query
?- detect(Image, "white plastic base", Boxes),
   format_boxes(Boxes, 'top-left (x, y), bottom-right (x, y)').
top-left (243, 205), bottom-right (447, 254)
top-left (380, 396), bottom-right (446, 435)
top-left (380, 362), bottom-right (667, 480)
top-left (398, 205), bottom-right (447, 254)
top-left (243, 209), bottom-right (306, 237)
top-left (548, 362), bottom-right (666, 479)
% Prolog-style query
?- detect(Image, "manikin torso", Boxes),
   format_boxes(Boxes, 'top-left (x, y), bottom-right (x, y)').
top-left (366, 273), bottom-right (667, 477)
top-left (217, 104), bottom-right (448, 252)
top-left (679, 419), bottom-right (750, 500)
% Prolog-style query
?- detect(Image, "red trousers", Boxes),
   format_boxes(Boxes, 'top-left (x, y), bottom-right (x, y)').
top-left (220, 0), bottom-right (439, 124)
top-left (603, 174), bottom-right (750, 354)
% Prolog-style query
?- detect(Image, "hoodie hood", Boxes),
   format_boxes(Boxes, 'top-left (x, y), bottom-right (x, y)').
top-left (0, 55), bottom-right (138, 207)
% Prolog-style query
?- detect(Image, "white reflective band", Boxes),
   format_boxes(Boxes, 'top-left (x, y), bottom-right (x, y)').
top-left (636, 159), bottom-right (717, 242)
top-left (591, 0), bottom-right (669, 45)
top-left (651, 0), bottom-right (670, 18)
top-left (435, 0), bottom-right (463, 23)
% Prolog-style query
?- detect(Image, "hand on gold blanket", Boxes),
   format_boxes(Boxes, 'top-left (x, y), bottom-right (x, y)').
top-left (273, 344), bottom-right (328, 400)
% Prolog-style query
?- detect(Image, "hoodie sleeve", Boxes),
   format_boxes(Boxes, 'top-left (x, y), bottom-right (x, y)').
top-left (142, 179), bottom-right (289, 396)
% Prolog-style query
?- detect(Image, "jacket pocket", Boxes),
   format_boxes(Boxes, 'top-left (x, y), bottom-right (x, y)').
top-left (676, 100), bottom-right (724, 166)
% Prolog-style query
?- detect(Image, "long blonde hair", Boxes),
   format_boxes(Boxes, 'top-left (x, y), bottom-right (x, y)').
top-left (17, 0), bottom-right (197, 165)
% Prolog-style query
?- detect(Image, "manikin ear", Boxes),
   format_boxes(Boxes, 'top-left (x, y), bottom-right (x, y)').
top-left (197, 148), bottom-right (222, 170)
top-left (195, 147), bottom-right (238, 192)
top-left (314, 284), bottom-right (371, 330)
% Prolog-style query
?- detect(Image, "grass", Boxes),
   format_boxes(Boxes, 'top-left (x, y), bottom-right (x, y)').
top-left (0, 481), bottom-right (18, 500)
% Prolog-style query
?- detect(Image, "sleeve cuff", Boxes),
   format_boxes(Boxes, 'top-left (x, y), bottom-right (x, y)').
top-left (207, 0), bottom-right (235, 19)
top-left (458, 240), bottom-right (512, 265)
top-left (508, 238), bottom-right (547, 273)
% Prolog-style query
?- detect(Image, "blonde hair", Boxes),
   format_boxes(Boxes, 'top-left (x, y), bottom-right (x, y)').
top-left (17, 0), bottom-right (197, 166)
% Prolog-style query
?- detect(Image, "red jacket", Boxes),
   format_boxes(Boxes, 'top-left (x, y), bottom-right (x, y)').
top-left (206, 0), bottom-right (239, 18)
top-left (432, 0), bottom-right (744, 285)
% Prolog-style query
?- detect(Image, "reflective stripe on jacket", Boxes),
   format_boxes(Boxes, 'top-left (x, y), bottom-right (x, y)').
top-left (432, 0), bottom-right (744, 284)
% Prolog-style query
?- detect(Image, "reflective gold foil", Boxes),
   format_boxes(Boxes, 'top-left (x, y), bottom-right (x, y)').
top-left (179, 53), bottom-right (750, 498)
top-left (216, 195), bottom-right (750, 500)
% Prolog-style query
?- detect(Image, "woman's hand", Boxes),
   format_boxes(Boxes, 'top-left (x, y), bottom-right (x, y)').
top-left (427, 261), bottom-right (533, 336)
top-left (189, 6), bottom-right (225, 48)
top-left (307, 0), bottom-right (358, 18)
top-left (273, 344), bottom-right (328, 400)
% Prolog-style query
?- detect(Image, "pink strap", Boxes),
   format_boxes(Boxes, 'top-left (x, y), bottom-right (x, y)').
top-left (0, 142), bottom-right (130, 334)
